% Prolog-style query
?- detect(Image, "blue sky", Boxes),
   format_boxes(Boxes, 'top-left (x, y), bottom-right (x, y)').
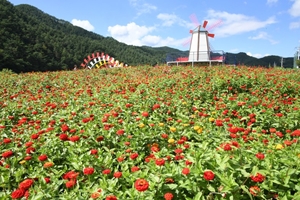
top-left (8, 0), bottom-right (300, 58)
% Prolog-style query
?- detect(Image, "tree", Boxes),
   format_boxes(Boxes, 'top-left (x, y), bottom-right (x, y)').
top-left (296, 59), bottom-right (300, 68)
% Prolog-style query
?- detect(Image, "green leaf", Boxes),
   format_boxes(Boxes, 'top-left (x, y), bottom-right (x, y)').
top-left (71, 162), bottom-right (80, 170)
top-left (240, 185), bottom-right (253, 200)
top-left (167, 183), bottom-right (178, 190)
top-left (284, 175), bottom-right (291, 186)
top-left (207, 184), bottom-right (215, 192)
top-left (194, 192), bottom-right (202, 200)
top-left (281, 195), bottom-right (288, 200)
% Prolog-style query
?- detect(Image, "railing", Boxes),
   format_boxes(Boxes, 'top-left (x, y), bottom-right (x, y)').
top-left (167, 50), bottom-right (225, 63)
top-left (188, 50), bottom-right (225, 62)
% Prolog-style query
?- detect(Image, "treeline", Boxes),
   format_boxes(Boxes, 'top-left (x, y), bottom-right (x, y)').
top-left (225, 53), bottom-right (294, 68)
top-left (0, 0), bottom-right (294, 73)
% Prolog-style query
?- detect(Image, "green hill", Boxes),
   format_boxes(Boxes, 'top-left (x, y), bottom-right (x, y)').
top-left (225, 53), bottom-right (294, 68)
top-left (0, 0), bottom-right (294, 72)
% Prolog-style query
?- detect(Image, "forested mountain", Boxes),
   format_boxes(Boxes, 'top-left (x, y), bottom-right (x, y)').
top-left (225, 53), bottom-right (294, 68)
top-left (0, 0), bottom-right (294, 73)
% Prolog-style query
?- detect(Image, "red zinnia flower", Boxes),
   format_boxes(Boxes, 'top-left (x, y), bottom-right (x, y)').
top-left (96, 135), bottom-right (104, 141)
top-left (249, 186), bottom-right (260, 196)
top-left (255, 153), bottom-right (265, 160)
top-left (215, 119), bottom-right (223, 126)
top-left (130, 153), bottom-right (139, 160)
top-left (134, 179), bottom-right (149, 192)
top-left (31, 134), bottom-right (39, 140)
top-left (185, 160), bottom-right (193, 166)
top-left (152, 104), bottom-right (160, 110)
top-left (250, 173), bottom-right (265, 183)
top-left (164, 192), bottom-right (174, 200)
top-left (19, 179), bottom-right (34, 190)
top-left (59, 134), bottom-right (69, 141)
top-left (69, 135), bottom-right (80, 142)
top-left (142, 111), bottom-right (149, 117)
top-left (203, 170), bottom-right (215, 181)
top-left (63, 171), bottom-right (79, 180)
top-left (61, 124), bottom-right (69, 132)
top-left (113, 171), bottom-right (122, 178)
top-left (3, 138), bottom-right (12, 144)
top-left (102, 169), bottom-right (111, 175)
top-left (91, 192), bottom-right (101, 199)
top-left (131, 166), bottom-right (140, 172)
top-left (44, 177), bottom-right (51, 184)
top-left (24, 156), bottom-right (32, 160)
top-left (83, 167), bottom-right (94, 175)
top-left (66, 179), bottom-right (76, 188)
top-left (222, 143), bottom-right (232, 151)
top-left (182, 168), bottom-right (190, 175)
top-left (284, 140), bottom-right (293, 146)
top-left (117, 156), bottom-right (124, 162)
top-left (106, 195), bottom-right (117, 200)
top-left (90, 149), bottom-right (98, 155)
top-left (155, 158), bottom-right (165, 166)
top-left (11, 188), bottom-right (25, 199)
top-left (26, 147), bottom-right (35, 154)
top-left (25, 141), bottom-right (34, 147)
top-left (38, 154), bottom-right (48, 161)
top-left (145, 154), bottom-right (156, 162)
top-left (174, 148), bottom-right (183, 154)
top-left (151, 146), bottom-right (159, 152)
top-left (2, 150), bottom-right (13, 158)
top-left (116, 129), bottom-right (124, 135)
top-left (291, 129), bottom-right (300, 137)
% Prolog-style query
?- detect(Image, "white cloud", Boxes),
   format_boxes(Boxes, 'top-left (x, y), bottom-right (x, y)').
top-left (108, 22), bottom-right (155, 46)
top-left (157, 13), bottom-right (192, 28)
top-left (107, 22), bottom-right (186, 47)
top-left (157, 13), bottom-right (179, 27)
top-left (205, 10), bottom-right (277, 37)
top-left (129, 0), bottom-right (157, 16)
top-left (289, 0), bottom-right (300, 17)
top-left (267, 0), bottom-right (278, 5)
top-left (248, 31), bottom-right (278, 44)
top-left (247, 52), bottom-right (270, 58)
top-left (290, 21), bottom-right (300, 29)
top-left (71, 19), bottom-right (94, 31)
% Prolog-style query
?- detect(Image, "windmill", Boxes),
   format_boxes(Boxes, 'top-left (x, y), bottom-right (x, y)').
top-left (186, 14), bottom-right (222, 62)
top-left (167, 14), bottom-right (225, 66)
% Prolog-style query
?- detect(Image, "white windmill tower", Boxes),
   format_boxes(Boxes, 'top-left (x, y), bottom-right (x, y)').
top-left (186, 14), bottom-right (221, 62)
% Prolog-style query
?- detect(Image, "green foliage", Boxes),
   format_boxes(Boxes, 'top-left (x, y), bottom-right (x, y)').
top-left (225, 53), bottom-right (294, 68)
top-left (296, 59), bottom-right (300, 67)
top-left (0, 68), bottom-right (16, 75)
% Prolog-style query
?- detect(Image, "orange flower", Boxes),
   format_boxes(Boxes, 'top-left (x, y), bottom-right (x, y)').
top-left (43, 162), bottom-right (54, 168)
top-left (249, 186), bottom-right (260, 196)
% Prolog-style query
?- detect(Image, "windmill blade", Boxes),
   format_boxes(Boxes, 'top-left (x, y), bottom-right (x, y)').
top-left (203, 20), bottom-right (208, 29)
top-left (206, 19), bottom-right (222, 31)
top-left (208, 33), bottom-right (215, 38)
top-left (182, 37), bottom-right (191, 47)
top-left (189, 13), bottom-right (200, 27)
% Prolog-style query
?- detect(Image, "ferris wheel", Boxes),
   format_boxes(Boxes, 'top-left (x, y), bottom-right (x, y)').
top-left (80, 52), bottom-right (127, 69)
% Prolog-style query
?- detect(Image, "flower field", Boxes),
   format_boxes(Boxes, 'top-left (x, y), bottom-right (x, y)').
top-left (1, 66), bottom-right (300, 200)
